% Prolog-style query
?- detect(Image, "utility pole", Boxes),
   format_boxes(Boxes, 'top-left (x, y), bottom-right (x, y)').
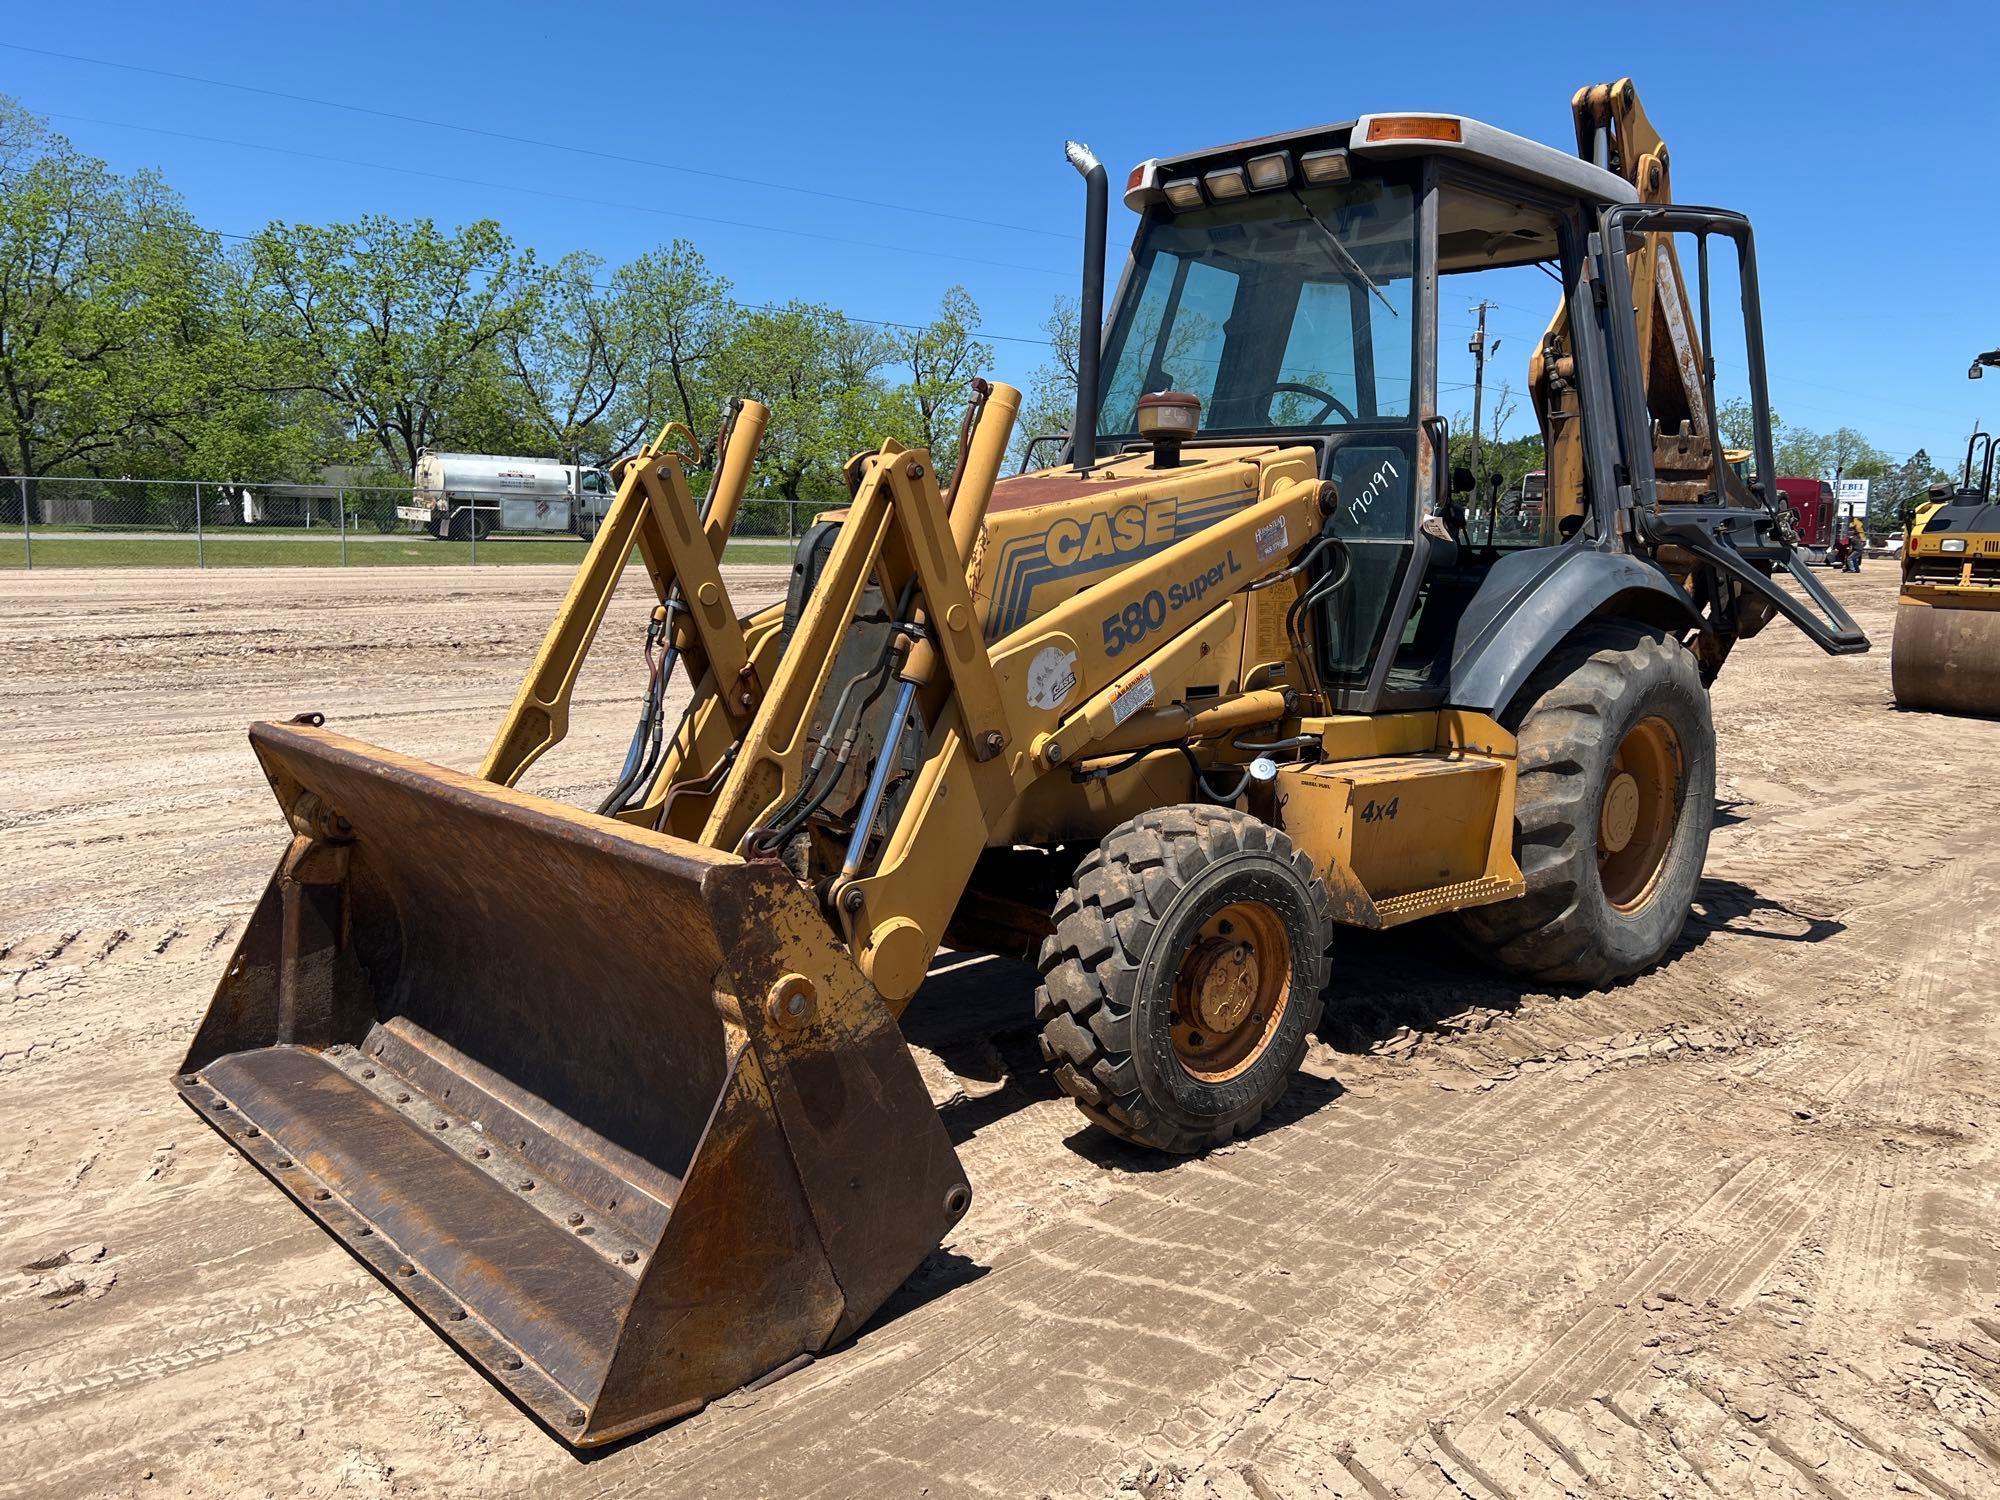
top-left (1467, 300), bottom-right (1501, 497)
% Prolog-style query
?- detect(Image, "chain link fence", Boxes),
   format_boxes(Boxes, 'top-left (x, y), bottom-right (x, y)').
top-left (1, 476), bottom-right (823, 568)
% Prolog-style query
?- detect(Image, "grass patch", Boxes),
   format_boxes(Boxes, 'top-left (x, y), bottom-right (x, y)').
top-left (1, 537), bottom-right (798, 569)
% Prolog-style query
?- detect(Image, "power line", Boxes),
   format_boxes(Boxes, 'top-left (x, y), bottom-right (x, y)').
top-left (2, 40), bottom-right (1076, 243)
top-left (42, 109), bottom-right (1074, 283)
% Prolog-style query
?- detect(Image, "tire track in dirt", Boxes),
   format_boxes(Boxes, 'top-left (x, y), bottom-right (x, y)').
top-left (6, 567), bottom-right (1998, 1500)
top-left (1159, 706), bottom-right (2000, 1499)
top-left (0, 1286), bottom-right (395, 1416)
top-left (574, 998), bottom-right (1766, 1498)
top-left (0, 922), bottom-right (231, 1078)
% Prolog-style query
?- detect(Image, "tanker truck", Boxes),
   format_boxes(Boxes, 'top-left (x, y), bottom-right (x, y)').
top-left (396, 450), bottom-right (613, 541)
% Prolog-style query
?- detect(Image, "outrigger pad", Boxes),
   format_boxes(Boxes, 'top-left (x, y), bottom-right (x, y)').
top-left (177, 722), bottom-right (969, 1447)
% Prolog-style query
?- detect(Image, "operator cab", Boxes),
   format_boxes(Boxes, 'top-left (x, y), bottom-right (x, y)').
top-left (1102, 114), bottom-right (1636, 711)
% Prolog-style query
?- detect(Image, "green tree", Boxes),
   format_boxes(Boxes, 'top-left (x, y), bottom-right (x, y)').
top-left (505, 250), bottom-right (629, 466)
top-left (889, 286), bottom-right (992, 477)
top-left (1715, 396), bottom-right (1779, 459)
top-left (0, 106), bottom-right (252, 487)
top-left (718, 301), bottom-right (898, 526)
top-left (1880, 447), bottom-right (1952, 526)
top-left (1012, 296), bottom-right (1081, 471)
top-left (246, 214), bottom-right (540, 473)
top-left (608, 240), bottom-right (740, 461)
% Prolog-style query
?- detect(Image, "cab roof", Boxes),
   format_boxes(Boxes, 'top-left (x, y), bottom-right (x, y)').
top-left (1126, 113), bottom-right (1637, 213)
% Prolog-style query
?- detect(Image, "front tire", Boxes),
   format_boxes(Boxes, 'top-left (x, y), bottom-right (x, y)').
top-left (1451, 621), bottom-right (1715, 986)
top-left (1035, 807), bottom-right (1331, 1153)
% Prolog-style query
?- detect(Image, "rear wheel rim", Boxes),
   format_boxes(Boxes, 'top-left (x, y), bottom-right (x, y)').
top-left (1598, 714), bottom-right (1684, 912)
top-left (1169, 901), bottom-right (1291, 1083)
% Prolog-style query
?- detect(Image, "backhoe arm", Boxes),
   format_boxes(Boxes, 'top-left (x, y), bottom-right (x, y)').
top-left (1533, 78), bottom-right (1710, 532)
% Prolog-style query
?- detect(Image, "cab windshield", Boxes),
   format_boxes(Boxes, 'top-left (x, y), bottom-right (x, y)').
top-left (1097, 176), bottom-right (1417, 437)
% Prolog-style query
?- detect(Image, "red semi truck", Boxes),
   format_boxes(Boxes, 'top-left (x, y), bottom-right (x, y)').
top-left (1773, 477), bottom-right (1839, 564)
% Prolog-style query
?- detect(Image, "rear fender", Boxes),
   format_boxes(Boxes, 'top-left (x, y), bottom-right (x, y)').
top-left (1447, 545), bottom-right (1703, 716)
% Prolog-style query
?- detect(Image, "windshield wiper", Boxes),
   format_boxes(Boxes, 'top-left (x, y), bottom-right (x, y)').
top-left (1290, 191), bottom-right (1398, 317)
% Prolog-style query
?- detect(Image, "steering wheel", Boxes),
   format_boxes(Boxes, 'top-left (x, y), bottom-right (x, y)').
top-left (1270, 381), bottom-right (1357, 426)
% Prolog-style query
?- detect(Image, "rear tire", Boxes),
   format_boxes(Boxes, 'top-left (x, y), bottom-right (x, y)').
top-left (1451, 622), bottom-right (1714, 987)
top-left (1035, 807), bottom-right (1331, 1153)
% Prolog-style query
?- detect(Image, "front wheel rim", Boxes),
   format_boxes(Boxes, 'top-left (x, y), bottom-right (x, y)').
top-left (1169, 901), bottom-right (1292, 1083)
top-left (1598, 714), bottom-right (1684, 912)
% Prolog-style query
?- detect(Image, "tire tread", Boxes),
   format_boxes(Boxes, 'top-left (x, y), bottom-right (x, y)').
top-left (1034, 807), bottom-right (1331, 1152)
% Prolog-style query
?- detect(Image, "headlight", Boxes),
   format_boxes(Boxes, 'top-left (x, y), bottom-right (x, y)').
top-left (1202, 166), bottom-right (1249, 201)
top-left (1300, 148), bottom-right (1351, 183)
top-left (1246, 152), bottom-right (1292, 190)
top-left (1942, 537), bottom-right (1968, 553)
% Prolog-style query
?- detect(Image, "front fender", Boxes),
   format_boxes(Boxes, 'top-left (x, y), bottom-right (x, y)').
top-left (1447, 545), bottom-right (1704, 715)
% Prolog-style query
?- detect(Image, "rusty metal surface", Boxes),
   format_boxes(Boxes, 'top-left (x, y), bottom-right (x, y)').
top-left (705, 858), bottom-right (971, 1337)
top-left (177, 720), bottom-right (970, 1447)
top-left (1891, 599), bottom-right (2000, 717)
top-left (193, 1046), bottom-right (636, 1401)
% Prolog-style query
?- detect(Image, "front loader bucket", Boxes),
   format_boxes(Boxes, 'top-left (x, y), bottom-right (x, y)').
top-left (176, 721), bottom-right (969, 1447)
top-left (1892, 597), bottom-right (2000, 716)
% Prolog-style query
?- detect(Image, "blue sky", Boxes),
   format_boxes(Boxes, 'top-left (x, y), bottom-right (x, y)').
top-left (6, 1), bottom-right (1996, 467)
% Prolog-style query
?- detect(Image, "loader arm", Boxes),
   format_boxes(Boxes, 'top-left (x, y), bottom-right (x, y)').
top-left (693, 384), bottom-right (1329, 1002)
top-left (481, 402), bottom-right (770, 788)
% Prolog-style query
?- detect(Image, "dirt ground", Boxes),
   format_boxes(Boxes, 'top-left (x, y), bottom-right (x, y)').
top-left (2, 562), bottom-right (1996, 1500)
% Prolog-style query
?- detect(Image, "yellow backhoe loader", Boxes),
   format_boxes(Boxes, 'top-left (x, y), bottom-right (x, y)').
top-left (178, 81), bottom-right (1863, 1445)
top-left (1892, 426), bottom-right (2000, 714)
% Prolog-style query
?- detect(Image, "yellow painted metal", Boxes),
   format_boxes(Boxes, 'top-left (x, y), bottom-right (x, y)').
top-left (947, 384), bottom-right (1020, 563)
top-left (1597, 713), bottom-right (1681, 911)
top-left (1271, 711), bottom-right (1522, 929)
top-left (986, 747), bottom-right (1195, 849)
top-left (899, 385), bottom-right (1022, 699)
top-left (625, 607), bottom-right (790, 838)
top-left (987, 469), bottom-right (1324, 724)
top-left (1892, 493), bottom-right (2000, 713)
top-left (479, 406), bottom-right (768, 786)
top-left (699, 459), bottom-right (900, 851)
top-left (634, 461), bottom-right (756, 730)
top-left (1301, 711), bottom-right (1439, 761)
top-left (966, 446), bottom-right (1312, 641)
top-left (1531, 79), bottom-right (1710, 538)
top-left (1170, 901), bottom-right (1291, 1083)
top-left (1283, 757), bottom-right (1502, 897)
top-left (701, 402), bottom-right (769, 553)
top-left (1080, 682), bottom-right (1291, 764)
top-left (879, 450), bottom-right (1013, 751)
top-left (841, 465), bottom-right (1328, 1001)
top-left (1046, 606), bottom-right (1247, 765)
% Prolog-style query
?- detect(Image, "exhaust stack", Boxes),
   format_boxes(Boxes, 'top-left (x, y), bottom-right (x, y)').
top-left (1066, 140), bottom-right (1106, 472)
